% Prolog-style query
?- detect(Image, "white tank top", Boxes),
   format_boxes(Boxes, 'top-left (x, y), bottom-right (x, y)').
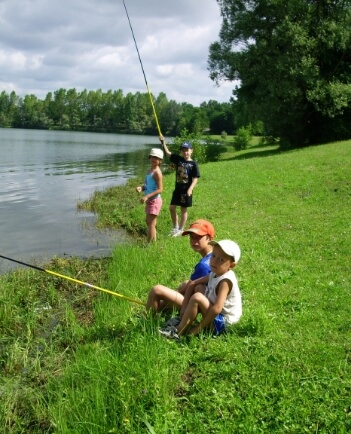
top-left (205, 270), bottom-right (242, 325)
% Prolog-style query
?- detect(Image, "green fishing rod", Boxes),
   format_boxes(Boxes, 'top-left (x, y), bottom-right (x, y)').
top-left (0, 254), bottom-right (144, 306)
top-left (122, 0), bottom-right (162, 137)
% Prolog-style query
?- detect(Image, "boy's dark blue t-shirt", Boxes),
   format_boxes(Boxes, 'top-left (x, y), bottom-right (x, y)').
top-left (190, 252), bottom-right (212, 280)
top-left (170, 154), bottom-right (200, 191)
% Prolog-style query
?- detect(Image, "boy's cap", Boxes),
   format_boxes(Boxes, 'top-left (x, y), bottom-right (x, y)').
top-left (180, 142), bottom-right (193, 149)
top-left (149, 148), bottom-right (164, 159)
top-left (209, 239), bottom-right (241, 263)
top-left (182, 219), bottom-right (215, 238)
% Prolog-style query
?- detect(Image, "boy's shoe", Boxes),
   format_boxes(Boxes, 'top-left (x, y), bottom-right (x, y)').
top-left (172, 229), bottom-right (183, 237)
top-left (159, 325), bottom-right (180, 340)
top-left (164, 316), bottom-right (181, 328)
top-left (168, 228), bottom-right (179, 236)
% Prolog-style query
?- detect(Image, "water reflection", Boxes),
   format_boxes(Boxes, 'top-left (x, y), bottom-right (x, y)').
top-left (0, 129), bottom-right (158, 272)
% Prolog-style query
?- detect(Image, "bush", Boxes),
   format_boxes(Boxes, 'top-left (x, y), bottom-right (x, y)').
top-left (169, 129), bottom-right (205, 163)
top-left (221, 130), bottom-right (228, 140)
top-left (168, 129), bottom-right (227, 164)
top-left (204, 138), bottom-right (227, 162)
top-left (233, 126), bottom-right (252, 151)
top-left (259, 135), bottom-right (280, 146)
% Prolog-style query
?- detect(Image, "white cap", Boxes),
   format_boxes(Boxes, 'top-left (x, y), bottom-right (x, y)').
top-left (149, 148), bottom-right (164, 159)
top-left (209, 239), bottom-right (241, 263)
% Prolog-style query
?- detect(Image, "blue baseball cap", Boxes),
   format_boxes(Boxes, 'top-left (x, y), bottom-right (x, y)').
top-left (180, 142), bottom-right (192, 149)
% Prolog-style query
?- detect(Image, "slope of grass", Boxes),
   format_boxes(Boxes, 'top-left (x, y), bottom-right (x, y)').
top-left (1, 140), bottom-right (350, 433)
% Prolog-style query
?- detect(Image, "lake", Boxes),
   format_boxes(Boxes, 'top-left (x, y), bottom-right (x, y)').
top-left (0, 128), bottom-right (159, 272)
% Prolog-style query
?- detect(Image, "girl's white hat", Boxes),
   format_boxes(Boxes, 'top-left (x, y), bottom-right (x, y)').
top-left (149, 148), bottom-right (164, 159)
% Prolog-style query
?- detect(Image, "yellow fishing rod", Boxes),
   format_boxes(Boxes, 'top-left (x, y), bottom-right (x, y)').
top-left (0, 254), bottom-right (144, 306)
top-left (122, 0), bottom-right (162, 137)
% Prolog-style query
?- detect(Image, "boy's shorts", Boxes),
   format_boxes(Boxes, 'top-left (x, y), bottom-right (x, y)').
top-left (213, 314), bottom-right (226, 336)
top-left (170, 190), bottom-right (193, 208)
top-left (146, 197), bottom-right (162, 215)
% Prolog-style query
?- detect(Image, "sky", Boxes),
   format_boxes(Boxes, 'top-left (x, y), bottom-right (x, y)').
top-left (0, 0), bottom-right (235, 106)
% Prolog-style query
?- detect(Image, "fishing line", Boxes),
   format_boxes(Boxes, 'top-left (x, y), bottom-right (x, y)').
top-left (122, 0), bottom-right (162, 137)
top-left (0, 255), bottom-right (144, 306)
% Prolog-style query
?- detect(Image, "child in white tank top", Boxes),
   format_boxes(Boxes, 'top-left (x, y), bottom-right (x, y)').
top-left (160, 239), bottom-right (242, 339)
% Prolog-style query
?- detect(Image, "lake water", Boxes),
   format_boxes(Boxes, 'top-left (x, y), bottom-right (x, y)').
top-left (0, 128), bottom-right (158, 272)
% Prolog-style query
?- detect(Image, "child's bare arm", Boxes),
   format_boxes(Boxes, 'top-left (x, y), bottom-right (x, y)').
top-left (179, 281), bottom-right (194, 318)
top-left (180, 275), bottom-right (209, 318)
top-left (187, 177), bottom-right (198, 196)
top-left (159, 135), bottom-right (171, 157)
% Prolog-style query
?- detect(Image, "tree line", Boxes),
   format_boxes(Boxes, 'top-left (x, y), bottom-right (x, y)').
top-left (0, 88), bottom-right (235, 137)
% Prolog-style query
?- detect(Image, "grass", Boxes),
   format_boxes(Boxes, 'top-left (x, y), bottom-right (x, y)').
top-left (1, 140), bottom-right (350, 433)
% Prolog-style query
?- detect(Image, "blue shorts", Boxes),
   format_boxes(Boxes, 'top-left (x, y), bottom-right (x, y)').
top-left (213, 314), bottom-right (226, 336)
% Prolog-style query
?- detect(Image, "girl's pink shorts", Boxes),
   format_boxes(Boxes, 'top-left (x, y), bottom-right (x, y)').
top-left (146, 197), bottom-right (162, 215)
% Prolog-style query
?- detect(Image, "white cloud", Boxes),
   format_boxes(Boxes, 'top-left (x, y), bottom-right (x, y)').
top-left (0, 0), bottom-right (234, 105)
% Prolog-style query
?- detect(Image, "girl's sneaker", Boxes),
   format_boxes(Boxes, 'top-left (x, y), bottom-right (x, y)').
top-left (172, 229), bottom-right (183, 237)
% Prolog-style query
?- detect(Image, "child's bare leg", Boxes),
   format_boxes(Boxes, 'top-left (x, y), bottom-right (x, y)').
top-left (179, 206), bottom-right (188, 230)
top-left (146, 214), bottom-right (157, 242)
top-left (177, 292), bottom-right (210, 335)
top-left (169, 204), bottom-right (178, 228)
top-left (180, 283), bottom-right (206, 318)
top-left (146, 284), bottom-right (184, 311)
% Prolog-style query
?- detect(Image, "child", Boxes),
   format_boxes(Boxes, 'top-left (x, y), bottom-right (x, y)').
top-left (159, 239), bottom-right (242, 340)
top-left (145, 219), bottom-right (215, 313)
top-left (136, 148), bottom-right (163, 242)
top-left (159, 135), bottom-right (200, 237)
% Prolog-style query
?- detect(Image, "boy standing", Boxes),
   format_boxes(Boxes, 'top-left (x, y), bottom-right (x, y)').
top-left (159, 135), bottom-right (200, 237)
top-left (160, 239), bottom-right (242, 339)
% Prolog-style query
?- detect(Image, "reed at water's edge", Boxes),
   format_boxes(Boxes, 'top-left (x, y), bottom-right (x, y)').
top-left (1, 140), bottom-right (350, 433)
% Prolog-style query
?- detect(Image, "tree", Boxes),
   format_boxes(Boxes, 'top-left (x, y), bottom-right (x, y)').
top-left (174, 102), bottom-right (196, 135)
top-left (14, 94), bottom-right (50, 129)
top-left (0, 91), bottom-right (11, 126)
top-left (155, 93), bottom-right (177, 136)
top-left (51, 88), bottom-right (67, 127)
top-left (134, 92), bottom-right (154, 134)
top-left (86, 89), bottom-right (103, 129)
top-left (209, 0), bottom-right (351, 147)
top-left (201, 100), bottom-right (235, 134)
top-left (123, 92), bottom-right (139, 133)
top-left (0, 91), bottom-right (19, 127)
top-left (66, 88), bottom-right (81, 129)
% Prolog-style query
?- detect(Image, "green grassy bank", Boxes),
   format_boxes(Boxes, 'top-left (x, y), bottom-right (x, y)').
top-left (1, 140), bottom-right (350, 433)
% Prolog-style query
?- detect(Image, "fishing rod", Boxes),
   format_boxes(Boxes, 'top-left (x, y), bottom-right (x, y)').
top-left (0, 254), bottom-right (144, 306)
top-left (122, 0), bottom-right (162, 137)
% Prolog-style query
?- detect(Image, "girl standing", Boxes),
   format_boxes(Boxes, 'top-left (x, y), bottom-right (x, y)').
top-left (136, 148), bottom-right (164, 242)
